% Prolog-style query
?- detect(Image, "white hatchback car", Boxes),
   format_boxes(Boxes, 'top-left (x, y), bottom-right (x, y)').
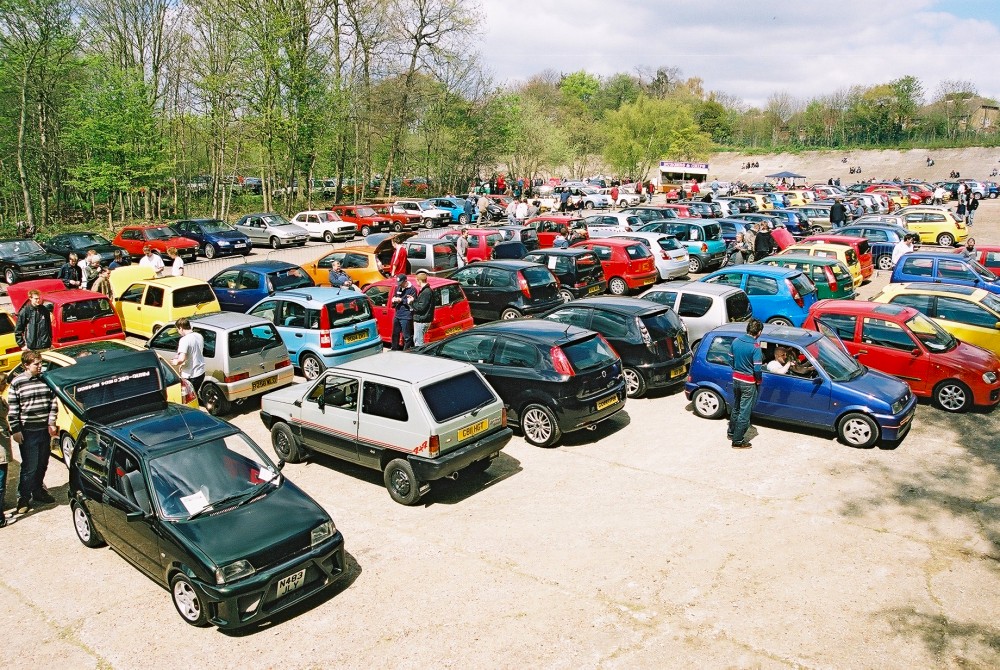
top-left (638, 281), bottom-right (752, 350)
top-left (290, 210), bottom-right (358, 243)
top-left (611, 232), bottom-right (689, 280)
top-left (579, 213), bottom-right (643, 238)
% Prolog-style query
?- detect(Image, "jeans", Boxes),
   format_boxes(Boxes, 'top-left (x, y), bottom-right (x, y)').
top-left (967, 210), bottom-right (976, 226)
top-left (413, 321), bottom-right (430, 347)
top-left (391, 317), bottom-right (414, 350)
top-left (17, 428), bottom-right (50, 501)
top-left (727, 380), bottom-right (759, 445)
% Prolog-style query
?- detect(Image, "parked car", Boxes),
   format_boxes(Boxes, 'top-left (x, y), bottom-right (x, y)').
top-left (0, 313), bottom-right (21, 375)
top-left (540, 297), bottom-right (691, 398)
top-left (522, 248), bottom-right (607, 302)
top-left (233, 212), bottom-right (310, 249)
top-left (685, 323), bottom-right (917, 448)
top-left (247, 287), bottom-right (381, 380)
top-left (756, 255), bottom-right (856, 300)
top-left (796, 234), bottom-right (873, 282)
top-left (0, 237), bottom-right (74, 285)
top-left (571, 238), bottom-right (658, 295)
top-left (401, 237), bottom-right (460, 276)
top-left (301, 237), bottom-right (392, 289)
top-left (610, 232), bottom-right (689, 281)
top-left (109, 266), bottom-right (221, 338)
top-left (260, 351), bottom-right (512, 504)
top-left (524, 215), bottom-right (588, 247)
top-left (700, 265), bottom-right (818, 326)
top-left (52, 349), bottom-right (345, 629)
top-left (368, 203), bottom-right (422, 232)
top-left (717, 219), bottom-right (755, 244)
top-left (554, 185), bottom-right (611, 210)
top-left (448, 260), bottom-right (562, 321)
top-left (207, 261), bottom-right (315, 312)
top-left (9, 279), bottom-right (125, 347)
top-left (363, 275), bottom-right (474, 344)
top-left (112, 225), bottom-right (199, 263)
top-left (424, 197), bottom-right (479, 226)
top-left (43, 232), bottom-right (128, 265)
top-left (638, 281), bottom-right (752, 351)
top-left (803, 300), bottom-right (1000, 413)
top-left (147, 312), bottom-right (294, 415)
top-left (898, 207), bottom-right (968, 247)
top-left (428, 228), bottom-right (503, 263)
top-left (637, 220), bottom-right (727, 274)
top-left (577, 213), bottom-right (642, 238)
top-left (956, 244), bottom-right (1000, 278)
top-left (289, 210), bottom-right (358, 243)
top-left (677, 200), bottom-right (724, 219)
top-left (392, 199), bottom-right (454, 228)
top-left (490, 225), bottom-right (540, 252)
top-left (168, 219), bottom-right (251, 259)
top-left (618, 206), bottom-right (679, 224)
top-left (890, 249), bottom-right (1000, 294)
top-left (760, 209), bottom-right (809, 237)
top-left (418, 320), bottom-right (625, 446)
top-left (781, 242), bottom-right (863, 289)
top-left (827, 223), bottom-right (910, 271)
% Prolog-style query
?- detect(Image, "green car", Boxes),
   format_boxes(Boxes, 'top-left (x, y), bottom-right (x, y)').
top-left (756, 254), bottom-right (857, 300)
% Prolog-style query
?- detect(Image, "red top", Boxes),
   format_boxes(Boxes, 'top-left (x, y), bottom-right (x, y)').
top-left (390, 244), bottom-right (408, 276)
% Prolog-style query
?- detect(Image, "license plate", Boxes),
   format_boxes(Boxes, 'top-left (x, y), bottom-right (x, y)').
top-left (588, 285), bottom-right (602, 294)
top-left (670, 365), bottom-right (687, 379)
top-left (642, 277), bottom-right (654, 285)
top-left (445, 326), bottom-right (462, 336)
top-left (458, 419), bottom-right (489, 441)
top-left (276, 569), bottom-right (306, 598)
top-left (596, 395), bottom-right (619, 411)
top-left (234, 243), bottom-right (246, 248)
top-left (344, 331), bottom-right (368, 344)
top-left (251, 374), bottom-right (278, 390)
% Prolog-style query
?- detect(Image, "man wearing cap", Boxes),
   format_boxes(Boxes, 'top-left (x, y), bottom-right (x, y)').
top-left (829, 197), bottom-right (848, 229)
top-left (391, 274), bottom-right (418, 350)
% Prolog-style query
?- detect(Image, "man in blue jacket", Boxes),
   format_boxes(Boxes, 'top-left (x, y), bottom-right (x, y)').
top-left (728, 318), bottom-right (763, 449)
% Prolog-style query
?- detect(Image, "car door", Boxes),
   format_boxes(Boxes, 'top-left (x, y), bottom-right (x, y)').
top-left (357, 381), bottom-right (423, 468)
top-left (756, 341), bottom-right (831, 426)
top-left (363, 284), bottom-right (393, 342)
top-left (139, 285), bottom-right (165, 335)
top-left (451, 266), bottom-right (486, 319)
top-left (480, 266), bottom-right (516, 317)
top-left (209, 269), bottom-right (243, 312)
top-left (902, 213), bottom-right (928, 241)
top-left (936, 258), bottom-right (984, 289)
top-left (104, 444), bottom-right (162, 578)
top-left (116, 283), bottom-right (146, 333)
top-left (934, 295), bottom-right (1000, 353)
top-left (73, 427), bottom-right (111, 535)
top-left (856, 316), bottom-right (929, 393)
top-left (297, 372), bottom-right (361, 462)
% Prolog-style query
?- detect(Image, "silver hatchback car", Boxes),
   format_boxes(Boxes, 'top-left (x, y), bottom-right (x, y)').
top-left (233, 212), bottom-right (310, 249)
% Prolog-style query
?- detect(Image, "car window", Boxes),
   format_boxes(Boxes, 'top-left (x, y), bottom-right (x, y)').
top-left (229, 324), bottom-right (281, 357)
top-left (406, 243), bottom-right (427, 260)
top-left (238, 271), bottom-right (261, 290)
top-left (109, 445), bottom-right (151, 514)
top-left (861, 318), bottom-right (915, 351)
top-left (522, 266), bottom-right (556, 287)
top-left (310, 374), bottom-right (358, 411)
top-left (815, 313), bottom-right (856, 340)
top-left (591, 246), bottom-right (612, 261)
top-left (361, 382), bottom-right (408, 422)
top-left (144, 286), bottom-right (164, 307)
top-left (365, 284), bottom-right (390, 307)
top-left (900, 257), bottom-right (933, 277)
top-left (482, 267), bottom-right (512, 288)
top-left (624, 244), bottom-right (650, 260)
top-left (212, 270), bottom-right (241, 289)
top-left (77, 428), bottom-right (110, 480)
top-left (544, 306), bottom-right (591, 329)
top-left (279, 301), bottom-right (309, 328)
top-left (936, 296), bottom-right (998, 328)
top-left (434, 284), bottom-right (464, 306)
top-left (984, 251), bottom-right (1000, 270)
top-left (453, 266), bottom-right (483, 288)
top-left (420, 370), bottom-right (497, 423)
top-left (436, 333), bottom-right (496, 363)
top-left (937, 259), bottom-right (976, 281)
top-left (494, 339), bottom-right (539, 368)
top-left (747, 276), bottom-right (779, 296)
top-left (707, 272), bottom-right (743, 289)
top-left (172, 285), bottom-right (217, 308)
top-left (887, 293), bottom-right (933, 314)
top-left (678, 292), bottom-right (712, 317)
top-left (560, 334), bottom-right (617, 372)
top-left (642, 290), bottom-right (676, 309)
top-left (249, 299), bottom-right (278, 324)
top-left (590, 310), bottom-right (629, 339)
top-left (705, 336), bottom-right (734, 366)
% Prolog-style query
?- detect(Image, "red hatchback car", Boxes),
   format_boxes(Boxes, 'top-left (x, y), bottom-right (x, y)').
top-left (417, 228), bottom-right (505, 263)
top-left (362, 276), bottom-right (474, 344)
top-left (330, 204), bottom-right (393, 236)
top-left (803, 299), bottom-right (1000, 412)
top-left (10, 279), bottom-right (125, 347)
top-left (524, 216), bottom-right (588, 247)
top-left (798, 234), bottom-right (873, 281)
top-left (113, 225), bottom-right (199, 263)
top-left (957, 244), bottom-right (1000, 277)
top-left (571, 238), bottom-right (658, 295)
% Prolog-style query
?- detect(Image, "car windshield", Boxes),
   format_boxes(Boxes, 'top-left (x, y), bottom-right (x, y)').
top-left (0, 240), bottom-right (45, 255)
top-left (326, 297), bottom-right (372, 328)
top-left (417, 200), bottom-right (434, 211)
top-left (68, 233), bottom-right (111, 246)
top-left (561, 334), bottom-right (618, 372)
top-left (267, 269), bottom-right (314, 291)
top-left (420, 370), bottom-right (497, 423)
top-left (199, 220), bottom-right (234, 233)
top-left (807, 336), bottom-right (864, 382)
top-left (229, 323), bottom-right (283, 357)
top-left (356, 207), bottom-right (377, 217)
top-left (261, 214), bottom-right (292, 227)
top-left (522, 266), bottom-right (557, 287)
top-left (147, 432), bottom-right (280, 520)
top-left (63, 297), bottom-right (115, 321)
top-left (906, 312), bottom-right (957, 353)
top-left (145, 227), bottom-right (176, 240)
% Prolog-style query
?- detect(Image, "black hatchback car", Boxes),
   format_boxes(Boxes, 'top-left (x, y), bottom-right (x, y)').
top-left (540, 297), bottom-right (692, 398)
top-left (523, 248), bottom-right (607, 303)
top-left (0, 238), bottom-right (64, 285)
top-left (49, 350), bottom-right (346, 630)
top-left (43, 232), bottom-right (128, 265)
top-left (418, 320), bottom-right (626, 447)
top-left (449, 260), bottom-right (562, 321)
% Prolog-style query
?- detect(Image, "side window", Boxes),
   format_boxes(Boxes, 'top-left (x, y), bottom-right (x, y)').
top-left (149, 325), bottom-right (181, 351)
top-left (436, 333), bottom-right (497, 363)
top-left (467, 236), bottom-right (481, 248)
top-left (815, 313), bottom-right (857, 341)
top-left (494, 339), bottom-right (539, 368)
top-left (249, 299), bottom-right (278, 324)
top-left (309, 374), bottom-right (358, 410)
top-left (120, 284), bottom-right (144, 303)
top-left (592, 246), bottom-right (612, 261)
top-left (936, 297), bottom-right (998, 328)
top-left (453, 266), bottom-right (484, 288)
top-left (900, 257), bottom-right (933, 277)
top-left (144, 286), bottom-right (165, 307)
top-left (983, 251), bottom-right (1000, 270)
top-left (109, 446), bottom-right (151, 514)
top-left (78, 428), bottom-right (110, 480)
top-left (406, 243), bottom-right (427, 260)
top-left (590, 310), bottom-right (629, 339)
top-left (365, 285), bottom-right (390, 307)
top-left (344, 253), bottom-right (367, 269)
top-left (746, 276), bottom-right (778, 296)
top-left (706, 272), bottom-right (743, 288)
top-left (317, 253), bottom-right (341, 270)
top-left (482, 267), bottom-right (512, 288)
top-left (238, 271), bottom-right (261, 290)
top-left (122, 229), bottom-right (140, 241)
top-left (197, 328), bottom-right (217, 358)
top-left (938, 260), bottom-right (976, 281)
top-left (677, 293), bottom-right (712, 318)
top-left (279, 301), bottom-right (307, 328)
top-left (211, 269), bottom-right (241, 289)
top-left (888, 293), bottom-right (933, 314)
top-left (861, 318), bottom-right (915, 351)
top-left (867, 229), bottom-right (889, 242)
top-left (361, 382), bottom-right (408, 422)
top-left (545, 307), bottom-right (591, 329)
top-left (705, 336), bottom-right (734, 366)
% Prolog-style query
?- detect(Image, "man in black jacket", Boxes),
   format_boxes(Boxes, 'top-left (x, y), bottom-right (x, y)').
top-left (14, 289), bottom-right (52, 351)
top-left (57, 252), bottom-right (83, 289)
top-left (411, 272), bottom-right (435, 347)
top-left (829, 198), bottom-right (848, 228)
top-left (391, 274), bottom-right (418, 350)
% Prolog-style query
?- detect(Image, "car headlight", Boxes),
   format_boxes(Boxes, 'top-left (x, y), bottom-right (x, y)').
top-left (891, 398), bottom-right (906, 414)
top-left (311, 520), bottom-right (334, 547)
top-left (984, 372), bottom-right (998, 384)
top-left (216, 559), bottom-right (255, 585)
top-left (217, 239), bottom-right (231, 246)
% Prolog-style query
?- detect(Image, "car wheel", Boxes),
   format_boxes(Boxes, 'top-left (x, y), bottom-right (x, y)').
top-left (242, 248), bottom-right (253, 256)
top-left (171, 574), bottom-right (210, 627)
top-left (690, 338), bottom-right (702, 354)
top-left (204, 243), bottom-right (217, 259)
top-left (384, 458), bottom-right (424, 505)
top-left (391, 222), bottom-right (403, 233)
top-left (688, 257), bottom-right (703, 274)
top-left (558, 288), bottom-right (574, 303)
top-left (61, 432), bottom-right (76, 469)
top-left (520, 403), bottom-right (561, 447)
top-left (692, 388), bottom-right (726, 419)
top-left (360, 225), bottom-right (372, 237)
top-left (767, 316), bottom-right (793, 326)
top-left (500, 307), bottom-right (521, 320)
top-left (811, 225), bottom-right (825, 235)
top-left (608, 277), bottom-right (628, 295)
top-left (323, 230), bottom-right (334, 243)
top-left (425, 219), bottom-right (435, 229)
top-left (973, 192), bottom-right (982, 200)
top-left (991, 192), bottom-right (998, 199)
top-left (584, 201), bottom-right (594, 209)
top-left (463, 457), bottom-right (494, 477)
top-left (933, 380), bottom-right (971, 413)
top-left (71, 500), bottom-right (105, 548)
top-left (299, 353), bottom-right (324, 380)
top-left (269, 236), bottom-right (281, 249)
top-left (936, 232), bottom-right (955, 247)
top-left (271, 422), bottom-right (303, 463)
top-left (837, 412), bottom-right (880, 448)
top-left (623, 366), bottom-right (647, 398)
top-left (458, 214), bottom-right (470, 226)
top-left (4, 268), bottom-right (17, 285)
top-left (199, 384), bottom-right (231, 416)
top-left (876, 255), bottom-right (893, 271)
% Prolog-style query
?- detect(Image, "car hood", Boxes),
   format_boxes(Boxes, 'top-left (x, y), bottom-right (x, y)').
top-left (261, 383), bottom-right (308, 408)
top-left (272, 223), bottom-right (309, 236)
top-left (936, 341), bottom-right (1000, 373)
top-left (846, 367), bottom-right (910, 404)
top-left (206, 229), bottom-right (249, 241)
top-left (6, 249), bottom-right (63, 264)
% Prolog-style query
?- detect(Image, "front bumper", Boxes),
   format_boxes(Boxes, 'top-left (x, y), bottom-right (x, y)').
top-left (874, 395), bottom-right (918, 443)
top-left (408, 428), bottom-right (513, 481)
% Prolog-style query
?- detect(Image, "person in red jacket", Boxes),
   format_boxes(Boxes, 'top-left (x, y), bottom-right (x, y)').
top-left (389, 235), bottom-right (409, 276)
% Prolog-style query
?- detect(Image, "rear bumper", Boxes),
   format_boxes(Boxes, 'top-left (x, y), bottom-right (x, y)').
top-left (637, 354), bottom-right (692, 389)
top-left (408, 428), bottom-right (513, 481)
top-left (221, 366), bottom-right (296, 401)
top-left (625, 271), bottom-right (659, 290)
top-left (568, 281), bottom-right (608, 298)
top-left (553, 383), bottom-right (627, 433)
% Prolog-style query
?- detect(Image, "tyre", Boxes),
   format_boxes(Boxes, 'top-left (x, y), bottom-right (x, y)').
top-left (323, 230), bottom-right (334, 243)
top-left (623, 366), bottom-right (647, 398)
top-left (520, 403), bottom-right (561, 447)
top-left (876, 255), bottom-right (893, 271)
top-left (269, 236), bottom-right (281, 249)
top-left (933, 379), bottom-right (971, 413)
top-left (692, 388), bottom-right (726, 419)
top-left (271, 422), bottom-right (303, 463)
top-left (688, 257), bottom-right (703, 274)
top-left (171, 574), bottom-right (210, 627)
top-left (584, 201), bottom-right (594, 209)
top-left (61, 432), bottom-right (76, 469)
top-left (973, 192), bottom-right (982, 200)
top-left (811, 225), bottom-right (825, 235)
top-left (71, 500), bottom-right (105, 548)
top-left (4, 267), bottom-right (17, 285)
top-left (458, 213), bottom-right (469, 225)
top-left (204, 243), bottom-right (217, 259)
top-left (242, 248), bottom-right (253, 256)
top-left (391, 221), bottom-right (403, 233)
top-left (384, 458), bottom-right (424, 505)
top-left (608, 277), bottom-right (628, 295)
top-left (558, 288), bottom-right (574, 303)
top-left (199, 383), bottom-right (231, 416)
top-left (837, 412), bottom-right (880, 448)
top-left (424, 219), bottom-right (434, 229)
top-left (360, 225), bottom-right (372, 237)
top-left (299, 352), bottom-right (324, 380)
top-left (500, 307), bottom-right (521, 320)
top-left (936, 232), bottom-right (955, 247)
top-left (991, 192), bottom-right (998, 199)
top-left (767, 316), bottom-right (793, 326)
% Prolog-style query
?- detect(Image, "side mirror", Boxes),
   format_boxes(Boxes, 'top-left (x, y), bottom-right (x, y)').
top-left (911, 348), bottom-right (921, 357)
top-left (276, 459), bottom-right (285, 471)
top-left (317, 394), bottom-right (325, 410)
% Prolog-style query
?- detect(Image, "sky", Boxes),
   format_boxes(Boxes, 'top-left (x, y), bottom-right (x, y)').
top-left (477, 0), bottom-right (1000, 108)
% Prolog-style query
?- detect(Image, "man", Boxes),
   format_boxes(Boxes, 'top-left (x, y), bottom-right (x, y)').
top-left (90, 266), bottom-right (113, 298)
top-left (505, 198), bottom-right (519, 223)
top-left (411, 272), bottom-right (435, 347)
top-left (753, 222), bottom-right (775, 260)
top-left (7, 350), bottom-right (58, 514)
top-left (610, 185), bottom-right (619, 206)
top-left (558, 188), bottom-right (571, 213)
top-left (477, 194), bottom-right (490, 221)
top-left (57, 252), bottom-right (83, 289)
top-left (456, 228), bottom-right (470, 268)
top-left (967, 194), bottom-right (979, 226)
top-left (728, 318), bottom-right (764, 449)
top-left (933, 185), bottom-right (946, 205)
top-left (108, 249), bottom-right (129, 270)
top-left (389, 236), bottom-right (408, 276)
top-left (891, 233), bottom-right (915, 268)
top-left (527, 200), bottom-right (540, 218)
top-left (711, 179), bottom-right (720, 196)
top-left (960, 238), bottom-right (977, 260)
top-left (766, 346), bottom-right (814, 376)
top-left (390, 275), bottom-right (417, 350)
top-left (553, 230), bottom-right (569, 248)
top-left (829, 197), bottom-right (848, 228)
top-left (139, 245), bottom-right (165, 277)
top-left (14, 289), bottom-right (52, 351)
top-left (171, 317), bottom-right (206, 393)
top-left (82, 249), bottom-right (102, 288)
top-left (463, 195), bottom-right (476, 224)
top-left (851, 200), bottom-right (865, 219)
top-left (514, 198), bottom-right (528, 223)
top-left (328, 260), bottom-right (354, 289)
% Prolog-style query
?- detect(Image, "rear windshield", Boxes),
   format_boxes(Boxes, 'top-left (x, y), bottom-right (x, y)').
top-left (420, 370), bottom-right (497, 423)
top-left (228, 323), bottom-right (283, 357)
top-left (845, 249), bottom-right (858, 265)
top-left (640, 309), bottom-right (682, 338)
top-left (63, 298), bottom-right (115, 321)
top-left (789, 273), bottom-right (817, 296)
top-left (325, 297), bottom-right (372, 328)
top-left (522, 266), bottom-right (557, 287)
top-left (434, 284), bottom-right (466, 306)
top-left (485, 233), bottom-right (503, 247)
top-left (268, 269), bottom-right (315, 292)
top-left (0, 315), bottom-right (14, 335)
top-left (520, 229), bottom-right (538, 241)
top-left (726, 292), bottom-right (752, 321)
top-left (561, 335), bottom-right (618, 372)
top-left (702, 224), bottom-right (722, 241)
top-left (831, 263), bottom-right (853, 283)
top-left (172, 285), bottom-right (217, 308)
top-left (657, 237), bottom-right (682, 251)
top-left (576, 252), bottom-right (600, 267)
top-left (625, 244), bottom-right (651, 259)
top-left (856, 240), bottom-right (871, 255)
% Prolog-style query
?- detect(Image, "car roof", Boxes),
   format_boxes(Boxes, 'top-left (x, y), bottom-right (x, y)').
top-left (579, 238), bottom-right (643, 247)
top-left (369, 275), bottom-right (458, 288)
top-left (565, 296), bottom-right (668, 315)
top-left (334, 351), bottom-right (472, 382)
top-left (105, 404), bottom-right (237, 457)
top-left (889, 282), bottom-right (984, 297)
top-left (174, 218), bottom-right (224, 224)
top-left (645, 280), bottom-right (742, 297)
top-left (526, 248), bottom-right (592, 257)
top-left (786, 242), bottom-right (851, 253)
top-left (762, 253), bottom-right (841, 266)
top-left (275, 287), bottom-right (368, 303)
top-left (221, 259), bottom-right (301, 272)
top-left (472, 260), bottom-right (540, 270)
top-left (708, 264), bottom-right (802, 278)
top-left (474, 319), bottom-right (594, 343)
top-left (812, 299), bottom-right (913, 318)
top-left (902, 249), bottom-right (968, 257)
top-left (711, 322), bottom-right (824, 344)
top-left (184, 311), bottom-right (275, 330)
top-left (46, 339), bottom-right (142, 362)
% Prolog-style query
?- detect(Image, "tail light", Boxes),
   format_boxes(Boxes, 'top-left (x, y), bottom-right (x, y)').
top-left (660, 250), bottom-right (670, 260)
top-left (428, 434), bottom-right (440, 456)
top-left (319, 307), bottom-right (332, 349)
top-left (517, 272), bottom-right (532, 300)
top-left (501, 407), bottom-right (507, 427)
top-left (180, 378), bottom-right (197, 405)
top-left (701, 242), bottom-right (708, 253)
top-left (823, 266), bottom-right (838, 292)
top-left (624, 226), bottom-right (633, 232)
top-left (550, 345), bottom-right (575, 376)
top-left (275, 359), bottom-right (291, 369)
top-left (225, 372), bottom-right (250, 383)
top-left (635, 317), bottom-right (652, 346)
top-left (786, 278), bottom-right (804, 308)
top-left (5, 346), bottom-right (21, 354)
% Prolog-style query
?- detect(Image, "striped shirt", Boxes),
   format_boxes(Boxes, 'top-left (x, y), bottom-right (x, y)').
top-left (7, 372), bottom-right (58, 434)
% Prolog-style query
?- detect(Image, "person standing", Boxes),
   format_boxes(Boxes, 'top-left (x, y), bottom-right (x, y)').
top-left (753, 222), bottom-right (775, 260)
top-left (411, 272), bottom-right (435, 347)
top-left (829, 197), bottom-right (848, 228)
top-left (477, 194), bottom-right (490, 221)
top-left (456, 228), bottom-right (470, 268)
top-left (390, 275), bottom-right (417, 350)
top-left (463, 195), bottom-right (476, 224)
top-left (956, 192), bottom-right (968, 223)
top-left (82, 249), bottom-right (102, 288)
top-left (389, 236), bottom-right (408, 276)
top-left (57, 252), bottom-right (83, 289)
top-left (171, 317), bottom-right (206, 393)
top-left (7, 350), bottom-right (58, 514)
top-left (967, 194), bottom-right (979, 226)
top-left (139, 245), bottom-right (165, 277)
top-left (727, 318), bottom-right (763, 449)
top-left (514, 198), bottom-right (528, 223)
top-left (891, 234), bottom-right (915, 267)
top-left (108, 249), bottom-right (129, 270)
top-left (167, 247), bottom-right (184, 276)
top-left (610, 185), bottom-right (619, 207)
top-left (14, 289), bottom-right (52, 351)
top-left (933, 185), bottom-right (946, 205)
top-left (558, 188), bottom-right (571, 213)
top-left (90, 266), bottom-right (113, 298)
top-left (960, 238), bottom-right (977, 260)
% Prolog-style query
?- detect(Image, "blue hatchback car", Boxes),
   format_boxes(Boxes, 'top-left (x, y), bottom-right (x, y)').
top-left (890, 249), bottom-right (1000, 295)
top-left (170, 219), bottom-right (252, 259)
top-left (684, 323), bottom-right (917, 448)
top-left (699, 265), bottom-right (818, 326)
top-left (247, 287), bottom-right (381, 379)
top-left (208, 260), bottom-right (316, 312)
top-left (425, 197), bottom-right (479, 226)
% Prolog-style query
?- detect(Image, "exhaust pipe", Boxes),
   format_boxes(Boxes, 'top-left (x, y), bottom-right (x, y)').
top-left (445, 472), bottom-right (459, 480)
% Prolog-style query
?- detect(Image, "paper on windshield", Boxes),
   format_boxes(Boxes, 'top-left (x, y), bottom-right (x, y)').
top-left (180, 490), bottom-right (209, 514)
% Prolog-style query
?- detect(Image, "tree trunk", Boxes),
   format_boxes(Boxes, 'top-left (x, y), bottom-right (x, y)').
top-left (16, 66), bottom-right (35, 233)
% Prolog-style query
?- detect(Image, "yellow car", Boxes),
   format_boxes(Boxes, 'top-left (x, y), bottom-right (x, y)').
top-left (872, 283), bottom-right (1000, 356)
top-left (898, 206), bottom-right (968, 247)
top-left (301, 238), bottom-right (396, 289)
top-left (870, 187), bottom-right (909, 209)
top-left (785, 189), bottom-right (814, 204)
top-left (0, 340), bottom-right (199, 468)
top-left (736, 193), bottom-right (773, 211)
top-left (109, 266), bottom-right (221, 338)
top-left (782, 242), bottom-right (863, 288)
top-left (780, 191), bottom-right (807, 207)
top-left (0, 312), bottom-right (23, 376)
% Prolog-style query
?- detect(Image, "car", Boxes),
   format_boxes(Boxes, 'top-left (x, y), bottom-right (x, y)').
top-left (638, 281), bottom-right (752, 351)
top-left (637, 220), bottom-right (727, 274)
top-left (233, 212), bottom-right (310, 249)
top-left (489, 225), bottom-right (540, 252)
top-left (424, 197), bottom-right (479, 226)
top-left (247, 287), bottom-right (381, 380)
top-left (399, 237), bottom-right (460, 275)
top-left (802, 300), bottom-right (1000, 413)
top-left (553, 186), bottom-right (611, 210)
top-left (795, 234), bottom-right (873, 282)
top-left (522, 248), bottom-right (607, 303)
top-left (51, 349), bottom-right (345, 629)
top-left (418, 320), bottom-right (625, 447)
top-left (890, 249), bottom-right (1000, 295)
top-left (872, 283), bottom-right (1000, 357)
top-left (723, 196), bottom-right (758, 213)
top-left (781, 242), bottom-right (863, 289)
top-left (618, 206), bottom-right (680, 224)
top-left (760, 209), bottom-right (809, 237)
top-left (429, 228), bottom-right (503, 263)
top-left (848, 213), bottom-right (907, 228)
top-left (324, 205), bottom-right (392, 237)
top-left (677, 200), bottom-right (724, 219)
top-left (363, 275), bottom-right (474, 344)
top-left (700, 265), bottom-right (818, 327)
top-left (289, 210), bottom-right (358, 243)
top-left (112, 225), bottom-right (199, 263)
top-left (957, 244), bottom-right (1000, 278)
top-left (301, 238), bottom-right (392, 289)
top-left (601, 187), bottom-right (641, 208)
top-left (260, 351), bottom-right (512, 504)
top-left (898, 207), bottom-right (968, 246)
top-left (448, 260), bottom-right (562, 321)
top-left (109, 266), bottom-right (221, 338)
top-left (864, 185), bottom-right (911, 208)
top-left (717, 218), bottom-right (755, 244)
top-left (734, 193), bottom-right (773, 211)
top-left (524, 215), bottom-right (588, 247)
top-left (610, 232), bottom-right (689, 281)
top-left (207, 261), bottom-right (315, 312)
top-left (578, 213), bottom-right (642, 238)
top-left (686, 323), bottom-right (917, 448)
top-left (0, 238), bottom-right (65, 285)
top-left (367, 203), bottom-right (423, 232)
top-left (571, 238), bottom-right (659, 295)
top-left (9, 279), bottom-right (125, 347)
top-left (900, 182), bottom-right (934, 204)
top-left (0, 312), bottom-right (21, 375)
top-left (757, 254), bottom-right (856, 300)
top-left (167, 219), bottom-right (251, 259)
top-left (827, 223), bottom-right (910, 271)
top-left (540, 297), bottom-right (691, 398)
top-left (42, 232), bottom-right (129, 265)
top-left (391, 199), bottom-right (454, 228)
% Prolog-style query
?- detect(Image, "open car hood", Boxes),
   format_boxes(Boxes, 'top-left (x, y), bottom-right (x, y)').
top-left (109, 265), bottom-right (156, 298)
top-left (8, 278), bottom-right (67, 311)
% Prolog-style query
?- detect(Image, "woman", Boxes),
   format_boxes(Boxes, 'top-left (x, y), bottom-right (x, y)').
top-left (167, 247), bottom-right (184, 276)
